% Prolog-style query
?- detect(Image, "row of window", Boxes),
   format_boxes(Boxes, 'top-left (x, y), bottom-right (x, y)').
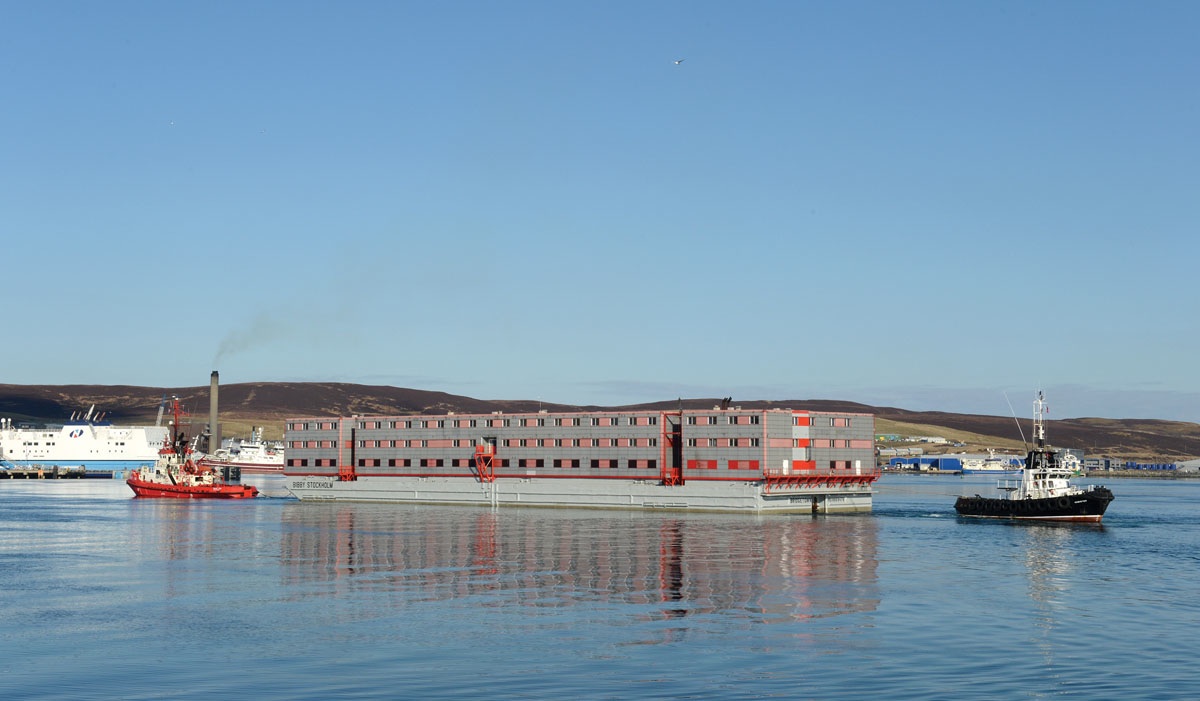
top-left (288, 415), bottom-right (856, 432)
top-left (686, 415), bottom-right (761, 425)
top-left (291, 437), bottom-right (865, 450)
top-left (284, 458), bottom-right (858, 471)
top-left (10, 441), bottom-right (131, 447)
top-left (289, 416), bottom-right (662, 432)
top-left (685, 438), bottom-right (761, 447)
top-left (288, 457), bottom-right (663, 469)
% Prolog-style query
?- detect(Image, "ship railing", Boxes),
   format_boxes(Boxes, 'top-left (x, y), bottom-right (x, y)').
top-left (762, 467), bottom-right (881, 494)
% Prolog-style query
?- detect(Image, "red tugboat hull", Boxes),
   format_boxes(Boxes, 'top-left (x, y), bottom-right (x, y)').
top-left (127, 475), bottom-right (259, 499)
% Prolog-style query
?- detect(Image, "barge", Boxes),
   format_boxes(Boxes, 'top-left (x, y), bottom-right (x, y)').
top-left (284, 405), bottom-right (879, 513)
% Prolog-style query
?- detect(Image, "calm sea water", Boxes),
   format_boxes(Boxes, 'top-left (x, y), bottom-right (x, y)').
top-left (2, 473), bottom-right (1197, 700)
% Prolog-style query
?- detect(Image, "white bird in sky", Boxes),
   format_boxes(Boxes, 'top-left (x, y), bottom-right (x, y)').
top-left (673, 58), bottom-right (685, 65)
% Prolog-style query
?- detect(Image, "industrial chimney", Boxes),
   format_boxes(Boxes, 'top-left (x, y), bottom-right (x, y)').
top-left (210, 371), bottom-right (220, 453)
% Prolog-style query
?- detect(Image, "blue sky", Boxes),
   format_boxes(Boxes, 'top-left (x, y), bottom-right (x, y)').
top-left (4, 1), bottom-right (1198, 421)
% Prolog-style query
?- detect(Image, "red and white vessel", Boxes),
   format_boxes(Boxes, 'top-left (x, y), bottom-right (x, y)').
top-left (126, 398), bottom-right (259, 499)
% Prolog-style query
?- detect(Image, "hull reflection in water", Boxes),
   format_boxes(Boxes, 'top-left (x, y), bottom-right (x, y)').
top-left (278, 504), bottom-right (880, 626)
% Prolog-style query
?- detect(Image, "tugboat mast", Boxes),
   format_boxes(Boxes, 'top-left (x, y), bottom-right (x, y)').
top-left (1033, 390), bottom-right (1047, 450)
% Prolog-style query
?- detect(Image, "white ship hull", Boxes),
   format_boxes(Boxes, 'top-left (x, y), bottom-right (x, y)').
top-left (960, 467), bottom-right (1022, 475)
top-left (0, 420), bottom-right (169, 473)
top-left (285, 474), bottom-right (876, 514)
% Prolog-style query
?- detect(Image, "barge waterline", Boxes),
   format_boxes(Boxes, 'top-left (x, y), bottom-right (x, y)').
top-left (284, 474), bottom-right (879, 514)
top-left (284, 405), bottom-right (879, 514)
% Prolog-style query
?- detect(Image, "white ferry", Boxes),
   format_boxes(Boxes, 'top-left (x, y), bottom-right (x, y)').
top-left (0, 407), bottom-right (169, 475)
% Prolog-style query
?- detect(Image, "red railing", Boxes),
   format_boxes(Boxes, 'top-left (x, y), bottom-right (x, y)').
top-left (762, 468), bottom-right (881, 494)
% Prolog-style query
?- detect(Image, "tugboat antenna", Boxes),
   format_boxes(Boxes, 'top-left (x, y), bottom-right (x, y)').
top-left (1004, 391), bottom-right (1028, 451)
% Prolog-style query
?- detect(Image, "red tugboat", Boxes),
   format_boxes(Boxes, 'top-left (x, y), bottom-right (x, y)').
top-left (126, 397), bottom-right (259, 499)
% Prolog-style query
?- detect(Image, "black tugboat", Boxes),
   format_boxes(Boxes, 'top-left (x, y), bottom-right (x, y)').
top-left (955, 391), bottom-right (1114, 523)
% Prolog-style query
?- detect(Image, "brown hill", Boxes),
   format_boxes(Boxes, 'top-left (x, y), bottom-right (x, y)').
top-left (2, 383), bottom-right (1197, 462)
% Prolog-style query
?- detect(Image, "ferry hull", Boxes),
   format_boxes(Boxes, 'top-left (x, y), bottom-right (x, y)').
top-left (954, 488), bottom-right (1114, 523)
top-left (285, 474), bottom-right (877, 514)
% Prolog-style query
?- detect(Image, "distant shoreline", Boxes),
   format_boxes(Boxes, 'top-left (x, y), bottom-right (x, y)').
top-left (883, 468), bottom-right (1200, 480)
top-left (1086, 470), bottom-right (1200, 480)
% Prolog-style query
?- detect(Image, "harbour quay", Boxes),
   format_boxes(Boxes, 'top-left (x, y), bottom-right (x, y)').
top-left (0, 464), bottom-right (89, 479)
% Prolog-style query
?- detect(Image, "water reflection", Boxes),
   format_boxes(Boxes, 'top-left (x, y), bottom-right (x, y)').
top-left (278, 504), bottom-right (881, 630)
